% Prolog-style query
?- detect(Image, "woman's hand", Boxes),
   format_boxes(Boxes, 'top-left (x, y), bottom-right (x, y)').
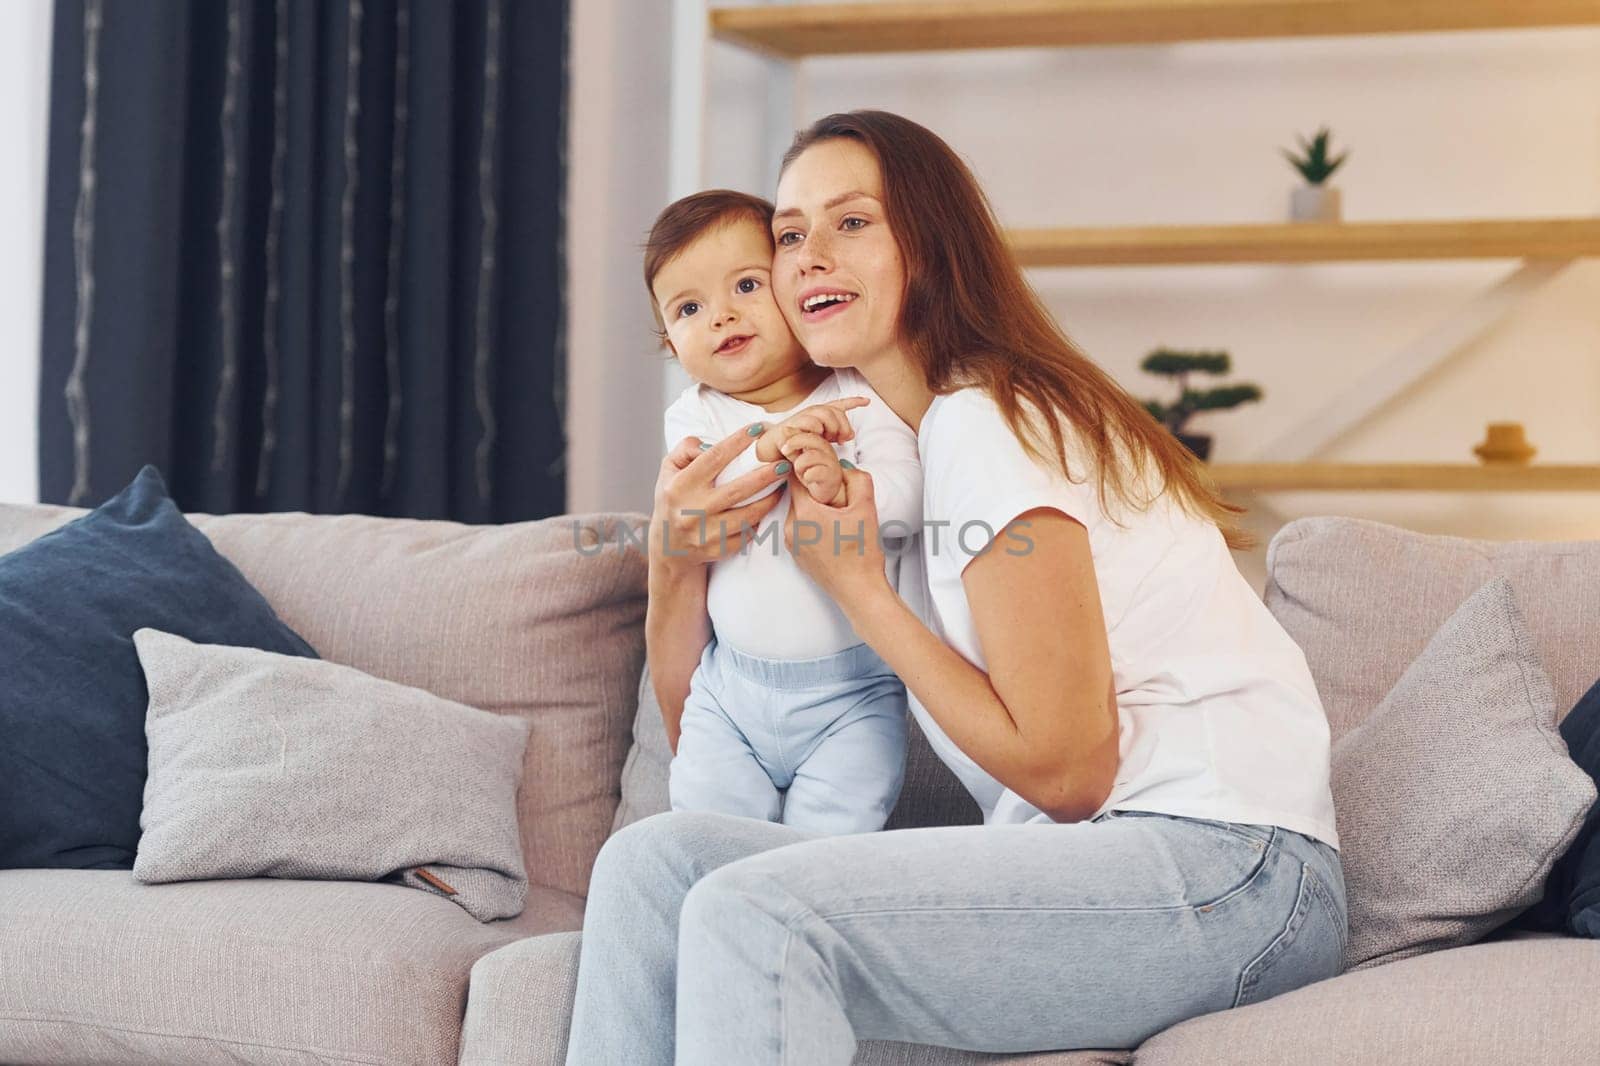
top-left (648, 421), bottom-right (787, 753)
top-left (783, 465), bottom-right (894, 618)
top-left (651, 422), bottom-right (789, 572)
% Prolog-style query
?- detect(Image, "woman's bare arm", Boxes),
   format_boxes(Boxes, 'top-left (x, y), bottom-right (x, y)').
top-left (646, 558), bottom-right (709, 754)
top-left (947, 506), bottom-right (1119, 818)
top-left (647, 426), bottom-right (789, 752)
top-left (789, 475), bottom-right (1118, 820)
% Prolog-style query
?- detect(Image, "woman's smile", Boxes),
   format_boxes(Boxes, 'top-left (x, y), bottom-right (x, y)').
top-left (798, 287), bottom-right (859, 323)
top-left (806, 292), bottom-right (857, 321)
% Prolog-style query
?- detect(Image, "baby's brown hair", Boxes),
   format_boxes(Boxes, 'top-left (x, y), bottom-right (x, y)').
top-left (643, 189), bottom-right (776, 346)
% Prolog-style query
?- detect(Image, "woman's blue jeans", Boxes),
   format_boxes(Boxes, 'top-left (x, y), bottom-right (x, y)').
top-left (563, 807), bottom-right (1347, 1065)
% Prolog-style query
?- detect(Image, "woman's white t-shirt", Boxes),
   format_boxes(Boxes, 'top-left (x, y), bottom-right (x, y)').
top-left (898, 387), bottom-right (1339, 849)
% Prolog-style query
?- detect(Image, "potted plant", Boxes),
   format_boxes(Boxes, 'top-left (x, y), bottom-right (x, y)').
top-left (1140, 348), bottom-right (1263, 462)
top-left (1283, 126), bottom-right (1349, 222)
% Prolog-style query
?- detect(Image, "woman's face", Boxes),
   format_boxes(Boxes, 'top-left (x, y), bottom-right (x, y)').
top-left (772, 139), bottom-right (906, 371)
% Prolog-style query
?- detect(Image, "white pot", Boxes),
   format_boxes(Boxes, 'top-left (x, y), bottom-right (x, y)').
top-left (1290, 184), bottom-right (1342, 223)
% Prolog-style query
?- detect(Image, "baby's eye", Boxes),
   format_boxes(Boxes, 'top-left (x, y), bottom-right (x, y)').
top-left (776, 231), bottom-right (803, 247)
top-left (676, 301), bottom-right (700, 319)
top-left (736, 277), bottom-right (762, 294)
top-left (841, 216), bottom-right (867, 231)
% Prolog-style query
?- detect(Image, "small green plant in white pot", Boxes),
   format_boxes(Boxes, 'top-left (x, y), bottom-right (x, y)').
top-left (1283, 126), bottom-right (1349, 223)
top-left (1140, 348), bottom-right (1263, 462)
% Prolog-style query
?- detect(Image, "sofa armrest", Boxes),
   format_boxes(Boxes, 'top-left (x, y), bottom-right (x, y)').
top-left (459, 931), bottom-right (581, 1066)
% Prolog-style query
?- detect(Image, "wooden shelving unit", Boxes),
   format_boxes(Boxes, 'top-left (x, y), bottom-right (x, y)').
top-left (1007, 218), bottom-right (1600, 267)
top-left (712, 0), bottom-right (1600, 57)
top-left (1209, 463), bottom-right (1600, 493)
top-left (689, 1), bottom-right (1600, 495)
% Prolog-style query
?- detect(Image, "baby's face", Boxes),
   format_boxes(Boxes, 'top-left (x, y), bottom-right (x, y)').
top-left (652, 220), bottom-right (810, 395)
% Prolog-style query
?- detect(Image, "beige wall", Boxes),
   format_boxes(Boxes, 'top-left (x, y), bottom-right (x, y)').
top-left (566, 11), bottom-right (1600, 587)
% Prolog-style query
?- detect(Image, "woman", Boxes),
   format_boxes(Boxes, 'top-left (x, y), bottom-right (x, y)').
top-left (566, 111), bottom-right (1346, 1066)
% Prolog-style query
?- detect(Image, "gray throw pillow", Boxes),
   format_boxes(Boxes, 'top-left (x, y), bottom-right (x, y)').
top-left (1333, 577), bottom-right (1595, 970)
top-left (132, 628), bottom-right (532, 922)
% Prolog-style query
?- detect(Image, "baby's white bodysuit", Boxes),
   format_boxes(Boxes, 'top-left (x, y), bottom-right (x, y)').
top-left (662, 368), bottom-right (922, 661)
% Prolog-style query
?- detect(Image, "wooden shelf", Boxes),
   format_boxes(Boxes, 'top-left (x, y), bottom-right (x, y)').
top-left (702, 6), bottom-right (1600, 506)
top-left (712, 1), bottom-right (1600, 57)
top-left (1005, 218), bottom-right (1600, 267)
top-left (1210, 463), bottom-right (1600, 492)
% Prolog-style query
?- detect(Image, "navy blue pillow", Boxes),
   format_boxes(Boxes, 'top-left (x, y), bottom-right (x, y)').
top-left (0, 466), bottom-right (316, 869)
top-left (1519, 674), bottom-right (1600, 934)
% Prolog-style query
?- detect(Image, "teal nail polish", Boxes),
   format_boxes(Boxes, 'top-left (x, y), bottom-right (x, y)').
top-left (747, 423), bottom-right (764, 436)
top-left (774, 461), bottom-right (792, 475)
top-left (698, 442), bottom-right (712, 451)
top-left (839, 459), bottom-right (855, 470)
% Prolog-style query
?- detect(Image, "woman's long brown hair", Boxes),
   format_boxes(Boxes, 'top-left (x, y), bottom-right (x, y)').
top-left (780, 111), bottom-right (1254, 550)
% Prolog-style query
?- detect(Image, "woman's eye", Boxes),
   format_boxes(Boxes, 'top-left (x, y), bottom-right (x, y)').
top-left (776, 231), bottom-right (802, 247)
top-left (842, 216), bottom-right (867, 231)
top-left (676, 301), bottom-right (699, 318)
top-left (736, 277), bottom-right (761, 294)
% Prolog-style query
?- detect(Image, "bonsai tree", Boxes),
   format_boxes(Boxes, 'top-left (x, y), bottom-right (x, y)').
top-left (1282, 126), bottom-right (1349, 186)
top-left (1140, 348), bottom-right (1263, 460)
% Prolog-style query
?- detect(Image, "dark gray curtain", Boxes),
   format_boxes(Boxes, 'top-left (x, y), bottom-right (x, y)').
top-left (38, 0), bottom-right (568, 522)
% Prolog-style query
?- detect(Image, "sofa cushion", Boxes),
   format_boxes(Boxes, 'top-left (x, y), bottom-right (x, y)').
top-left (852, 1046), bottom-right (1127, 1065)
top-left (614, 660), bottom-right (980, 833)
top-left (0, 868), bottom-right (584, 1065)
top-left (462, 930), bottom-right (585, 1066)
top-left (133, 629), bottom-right (533, 921)
top-left (0, 501), bottom-right (650, 900)
top-left (0, 501), bottom-right (79, 554)
top-left (613, 666), bottom-right (674, 831)
top-left (1134, 936), bottom-right (1600, 1066)
top-left (0, 467), bottom-right (316, 870)
top-left (1265, 516), bottom-right (1600, 741)
top-left (1520, 673), bottom-right (1600, 936)
top-left (463, 930), bottom-right (1128, 1066)
top-left (1332, 578), bottom-right (1594, 971)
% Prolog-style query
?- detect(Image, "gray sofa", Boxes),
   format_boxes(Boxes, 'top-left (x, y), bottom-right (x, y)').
top-left (2, 501), bottom-right (1599, 1065)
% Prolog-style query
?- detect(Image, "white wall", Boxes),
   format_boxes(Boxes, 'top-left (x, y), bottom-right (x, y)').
top-left (563, 0), bottom-right (679, 516)
top-left (0, 0), bottom-right (52, 506)
top-left (566, 10), bottom-right (1600, 583)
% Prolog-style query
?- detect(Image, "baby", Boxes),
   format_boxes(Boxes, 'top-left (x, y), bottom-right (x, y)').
top-left (645, 189), bottom-right (923, 835)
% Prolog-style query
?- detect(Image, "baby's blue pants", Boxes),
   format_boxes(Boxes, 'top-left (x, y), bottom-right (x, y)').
top-left (669, 636), bottom-right (908, 835)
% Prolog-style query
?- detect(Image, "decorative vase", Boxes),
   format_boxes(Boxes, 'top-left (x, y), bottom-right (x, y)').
top-left (1290, 185), bottom-right (1342, 223)
top-left (1176, 432), bottom-right (1213, 462)
top-left (1472, 422), bottom-right (1537, 465)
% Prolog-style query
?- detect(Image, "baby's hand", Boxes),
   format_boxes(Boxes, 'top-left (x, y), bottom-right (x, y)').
top-left (779, 431), bottom-right (848, 507)
top-left (755, 396), bottom-right (869, 463)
